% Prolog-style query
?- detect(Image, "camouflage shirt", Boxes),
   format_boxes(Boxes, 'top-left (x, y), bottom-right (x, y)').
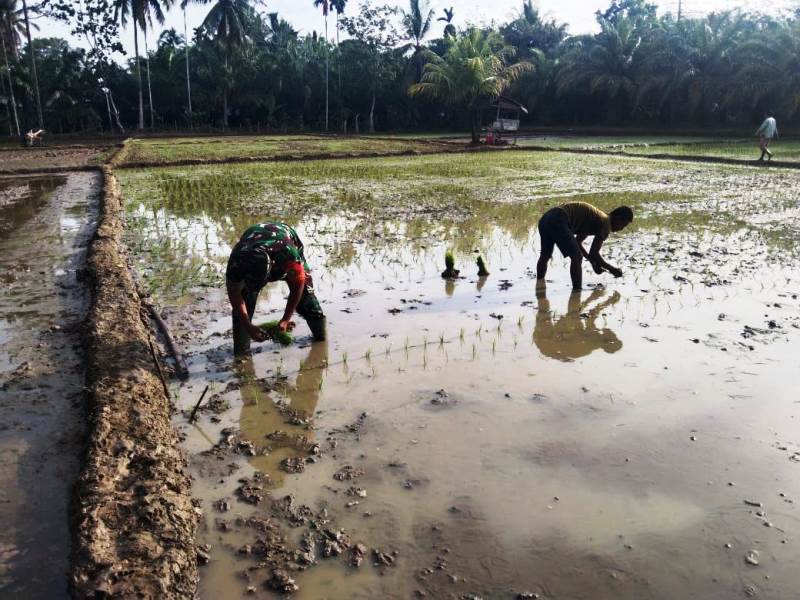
top-left (225, 223), bottom-right (310, 290)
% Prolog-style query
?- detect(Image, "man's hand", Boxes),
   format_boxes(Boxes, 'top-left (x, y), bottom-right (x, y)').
top-left (278, 319), bottom-right (296, 333)
top-left (247, 324), bottom-right (268, 342)
top-left (608, 266), bottom-right (623, 278)
top-left (591, 260), bottom-right (604, 275)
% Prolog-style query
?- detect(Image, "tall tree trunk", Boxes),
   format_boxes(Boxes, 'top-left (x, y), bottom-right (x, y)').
top-left (21, 0), bottom-right (43, 130)
top-left (133, 21), bottom-right (144, 130)
top-left (0, 71), bottom-right (11, 136)
top-left (471, 109), bottom-right (480, 144)
top-left (222, 53), bottom-right (229, 129)
top-left (336, 12), bottom-right (342, 129)
top-left (144, 25), bottom-right (155, 128)
top-left (1, 36), bottom-right (20, 137)
top-left (184, 6), bottom-right (193, 121)
top-left (324, 14), bottom-right (329, 131)
top-left (368, 92), bottom-right (375, 133)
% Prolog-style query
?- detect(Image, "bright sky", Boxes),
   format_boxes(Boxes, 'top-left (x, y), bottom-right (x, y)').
top-left (36, 0), bottom-right (799, 58)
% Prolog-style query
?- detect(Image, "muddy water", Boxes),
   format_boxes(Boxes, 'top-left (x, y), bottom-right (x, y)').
top-left (121, 155), bottom-right (800, 599)
top-left (0, 173), bottom-right (99, 597)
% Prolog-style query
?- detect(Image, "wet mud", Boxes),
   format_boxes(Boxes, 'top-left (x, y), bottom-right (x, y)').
top-left (0, 144), bottom-right (114, 174)
top-left (119, 150), bottom-right (800, 599)
top-left (0, 173), bottom-right (98, 598)
top-left (71, 168), bottom-right (198, 598)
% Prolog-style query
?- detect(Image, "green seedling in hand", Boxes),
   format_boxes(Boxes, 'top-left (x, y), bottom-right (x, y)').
top-left (259, 320), bottom-right (294, 346)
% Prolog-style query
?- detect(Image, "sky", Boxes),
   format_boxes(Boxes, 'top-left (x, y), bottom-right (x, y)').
top-left (36, 0), bottom-right (800, 59)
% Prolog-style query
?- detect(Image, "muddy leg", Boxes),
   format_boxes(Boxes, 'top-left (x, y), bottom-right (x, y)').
top-left (233, 286), bottom-right (260, 355)
top-left (296, 275), bottom-right (326, 341)
top-left (570, 254), bottom-right (583, 290)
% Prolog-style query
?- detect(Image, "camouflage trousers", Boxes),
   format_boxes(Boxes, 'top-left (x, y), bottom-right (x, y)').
top-left (232, 276), bottom-right (324, 355)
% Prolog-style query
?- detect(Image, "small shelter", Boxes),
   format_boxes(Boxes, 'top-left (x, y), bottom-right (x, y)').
top-left (481, 96), bottom-right (528, 145)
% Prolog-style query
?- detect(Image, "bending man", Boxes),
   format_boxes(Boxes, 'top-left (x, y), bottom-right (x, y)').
top-left (226, 222), bottom-right (326, 354)
top-left (536, 202), bottom-right (633, 290)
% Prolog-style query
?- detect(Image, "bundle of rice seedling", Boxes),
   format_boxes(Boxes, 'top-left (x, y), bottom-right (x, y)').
top-left (441, 249), bottom-right (460, 279)
top-left (476, 255), bottom-right (490, 277)
top-left (259, 321), bottom-right (294, 346)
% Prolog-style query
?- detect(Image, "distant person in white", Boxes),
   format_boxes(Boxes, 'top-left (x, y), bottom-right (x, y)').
top-left (755, 112), bottom-right (778, 161)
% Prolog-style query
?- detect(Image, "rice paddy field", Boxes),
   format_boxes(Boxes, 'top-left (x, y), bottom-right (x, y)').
top-left (116, 135), bottom-right (452, 165)
top-left (117, 147), bottom-right (800, 599)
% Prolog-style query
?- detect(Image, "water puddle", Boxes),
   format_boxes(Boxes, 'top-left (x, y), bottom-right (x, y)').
top-left (119, 152), bottom-right (800, 599)
top-left (0, 173), bottom-right (99, 598)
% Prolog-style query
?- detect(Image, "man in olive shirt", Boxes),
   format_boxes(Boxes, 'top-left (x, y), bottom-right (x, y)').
top-left (536, 202), bottom-right (633, 290)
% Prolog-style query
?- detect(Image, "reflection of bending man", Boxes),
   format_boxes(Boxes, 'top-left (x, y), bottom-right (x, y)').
top-left (236, 341), bottom-right (328, 486)
top-left (533, 287), bottom-right (622, 362)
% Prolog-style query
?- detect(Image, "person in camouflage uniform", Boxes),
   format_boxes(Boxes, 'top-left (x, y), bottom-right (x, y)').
top-left (226, 222), bottom-right (326, 354)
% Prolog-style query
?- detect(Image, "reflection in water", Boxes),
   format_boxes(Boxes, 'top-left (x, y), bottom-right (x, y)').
top-left (444, 279), bottom-right (455, 297)
top-left (236, 341), bottom-right (328, 487)
top-left (0, 176), bottom-right (67, 234)
top-left (533, 287), bottom-right (622, 361)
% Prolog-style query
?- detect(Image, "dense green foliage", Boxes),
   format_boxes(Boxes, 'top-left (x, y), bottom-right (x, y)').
top-left (1, 0), bottom-right (800, 135)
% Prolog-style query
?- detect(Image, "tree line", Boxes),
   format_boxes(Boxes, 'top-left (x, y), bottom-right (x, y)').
top-left (0, 0), bottom-right (798, 137)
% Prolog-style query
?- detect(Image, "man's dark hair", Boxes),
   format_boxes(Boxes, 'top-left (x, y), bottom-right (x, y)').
top-left (610, 206), bottom-right (634, 223)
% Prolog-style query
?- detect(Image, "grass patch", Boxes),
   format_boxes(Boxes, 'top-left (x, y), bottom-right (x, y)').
top-left (625, 140), bottom-right (800, 162)
top-left (118, 135), bottom-right (452, 165)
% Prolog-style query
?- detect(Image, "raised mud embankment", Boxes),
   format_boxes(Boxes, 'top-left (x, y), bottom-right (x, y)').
top-left (71, 165), bottom-right (198, 598)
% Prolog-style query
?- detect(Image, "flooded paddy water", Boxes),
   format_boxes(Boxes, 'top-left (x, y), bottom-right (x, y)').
top-left (0, 173), bottom-right (99, 597)
top-left (118, 150), bottom-right (800, 599)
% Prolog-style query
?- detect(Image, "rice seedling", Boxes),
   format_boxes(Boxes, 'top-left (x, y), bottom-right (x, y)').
top-left (459, 328), bottom-right (465, 342)
top-left (342, 352), bottom-right (348, 365)
top-left (257, 321), bottom-right (294, 346)
top-left (441, 249), bottom-right (460, 278)
top-left (476, 255), bottom-right (490, 277)
top-left (364, 348), bottom-right (372, 361)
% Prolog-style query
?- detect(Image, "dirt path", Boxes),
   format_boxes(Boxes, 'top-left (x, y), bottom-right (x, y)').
top-left (0, 173), bottom-right (99, 597)
top-left (0, 145), bottom-right (115, 175)
top-left (70, 167), bottom-right (198, 598)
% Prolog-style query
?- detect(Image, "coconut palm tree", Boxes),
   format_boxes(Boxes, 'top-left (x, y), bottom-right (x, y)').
top-left (0, 0), bottom-right (22, 135)
top-left (114, 0), bottom-right (146, 129)
top-left (19, 0), bottom-right (41, 129)
top-left (437, 6), bottom-right (455, 39)
top-left (313, 0), bottom-right (330, 130)
top-left (555, 16), bottom-right (643, 122)
top-left (401, 0), bottom-right (434, 81)
top-left (410, 28), bottom-right (532, 142)
top-left (636, 12), bottom-right (745, 124)
top-left (502, 0), bottom-right (567, 57)
top-left (137, 0), bottom-right (174, 128)
top-left (199, 0), bottom-right (249, 128)
top-left (179, 0), bottom-right (196, 121)
top-left (330, 0), bottom-right (347, 129)
top-left (732, 20), bottom-right (800, 118)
